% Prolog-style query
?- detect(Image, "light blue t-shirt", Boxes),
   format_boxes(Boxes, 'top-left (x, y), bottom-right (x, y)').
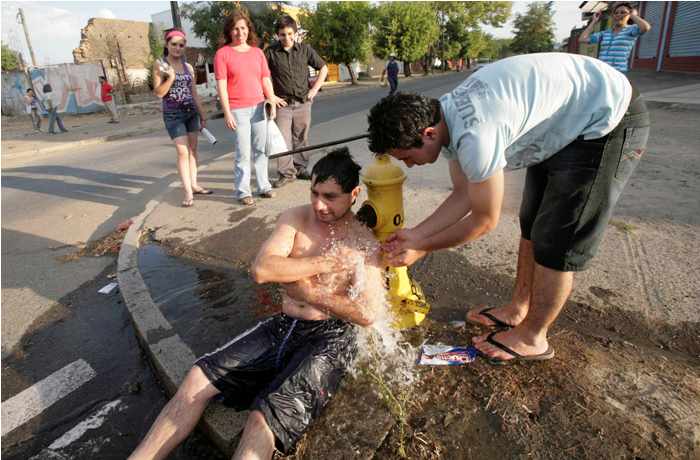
top-left (440, 53), bottom-right (632, 183)
top-left (590, 24), bottom-right (641, 73)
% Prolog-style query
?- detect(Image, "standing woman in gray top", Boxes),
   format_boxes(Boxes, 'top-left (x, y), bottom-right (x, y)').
top-left (153, 28), bottom-right (211, 208)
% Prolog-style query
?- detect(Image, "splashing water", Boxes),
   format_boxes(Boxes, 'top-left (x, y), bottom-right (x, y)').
top-left (322, 219), bottom-right (417, 388)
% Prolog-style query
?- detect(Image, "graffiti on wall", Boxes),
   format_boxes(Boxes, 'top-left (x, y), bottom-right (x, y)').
top-left (0, 72), bottom-right (30, 116)
top-left (30, 63), bottom-right (105, 114)
top-left (1, 63), bottom-right (107, 116)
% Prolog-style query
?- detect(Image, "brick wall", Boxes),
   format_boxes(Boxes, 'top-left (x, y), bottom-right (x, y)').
top-left (72, 18), bottom-right (151, 69)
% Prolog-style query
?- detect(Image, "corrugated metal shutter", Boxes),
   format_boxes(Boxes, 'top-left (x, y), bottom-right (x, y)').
top-left (638, 2), bottom-right (664, 58)
top-left (669, 2), bottom-right (700, 57)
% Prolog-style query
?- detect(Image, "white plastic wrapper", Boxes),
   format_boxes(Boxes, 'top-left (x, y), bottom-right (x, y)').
top-left (98, 282), bottom-right (119, 295)
top-left (419, 344), bottom-right (478, 366)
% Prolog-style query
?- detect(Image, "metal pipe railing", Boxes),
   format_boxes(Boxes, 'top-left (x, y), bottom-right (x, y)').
top-left (267, 133), bottom-right (369, 159)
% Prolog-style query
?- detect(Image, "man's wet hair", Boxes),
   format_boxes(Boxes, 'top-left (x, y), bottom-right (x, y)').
top-left (311, 147), bottom-right (361, 193)
top-left (367, 93), bottom-right (442, 154)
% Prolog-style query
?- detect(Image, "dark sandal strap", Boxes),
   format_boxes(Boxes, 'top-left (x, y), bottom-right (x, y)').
top-left (479, 307), bottom-right (513, 329)
top-left (485, 331), bottom-right (523, 358)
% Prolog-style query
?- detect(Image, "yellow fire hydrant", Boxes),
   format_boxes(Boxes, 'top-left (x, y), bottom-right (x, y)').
top-left (357, 154), bottom-right (431, 329)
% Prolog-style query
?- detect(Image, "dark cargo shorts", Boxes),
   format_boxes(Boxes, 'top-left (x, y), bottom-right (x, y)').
top-left (195, 314), bottom-right (357, 454)
top-left (519, 94), bottom-right (650, 271)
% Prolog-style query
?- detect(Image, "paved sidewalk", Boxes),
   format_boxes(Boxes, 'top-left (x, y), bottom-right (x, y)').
top-left (627, 69), bottom-right (700, 107)
top-left (642, 82), bottom-right (700, 105)
top-left (0, 99), bottom-right (218, 161)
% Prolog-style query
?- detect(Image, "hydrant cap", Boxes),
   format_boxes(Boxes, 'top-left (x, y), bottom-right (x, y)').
top-left (361, 154), bottom-right (406, 187)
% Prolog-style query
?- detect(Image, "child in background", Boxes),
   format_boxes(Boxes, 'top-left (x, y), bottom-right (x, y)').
top-left (42, 83), bottom-right (68, 134)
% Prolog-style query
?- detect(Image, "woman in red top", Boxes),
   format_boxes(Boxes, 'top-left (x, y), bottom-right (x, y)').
top-left (215, 10), bottom-right (286, 206)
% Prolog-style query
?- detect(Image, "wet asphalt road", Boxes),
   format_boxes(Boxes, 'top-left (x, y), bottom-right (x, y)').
top-left (1, 71), bottom-right (468, 458)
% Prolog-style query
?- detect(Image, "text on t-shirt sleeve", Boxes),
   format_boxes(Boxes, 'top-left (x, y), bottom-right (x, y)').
top-left (454, 123), bottom-right (508, 183)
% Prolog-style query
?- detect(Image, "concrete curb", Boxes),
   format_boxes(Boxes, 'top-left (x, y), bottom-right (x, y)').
top-left (3, 126), bottom-right (162, 161)
top-left (116, 189), bottom-right (245, 457)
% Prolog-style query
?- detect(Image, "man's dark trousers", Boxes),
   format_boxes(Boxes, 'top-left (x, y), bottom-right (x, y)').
top-left (388, 76), bottom-right (398, 96)
top-left (276, 101), bottom-right (312, 179)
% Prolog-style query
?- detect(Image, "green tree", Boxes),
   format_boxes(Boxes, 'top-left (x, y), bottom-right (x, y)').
top-left (480, 36), bottom-right (513, 60)
top-left (372, 2), bottom-right (440, 77)
top-left (432, 2), bottom-right (511, 70)
top-left (181, 2), bottom-right (285, 56)
top-left (1, 43), bottom-right (21, 71)
top-left (146, 23), bottom-right (164, 90)
top-left (301, 2), bottom-right (372, 84)
top-left (510, 1), bottom-right (555, 54)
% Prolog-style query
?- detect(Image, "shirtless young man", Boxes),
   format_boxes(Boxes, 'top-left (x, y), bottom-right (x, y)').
top-left (129, 148), bottom-right (385, 460)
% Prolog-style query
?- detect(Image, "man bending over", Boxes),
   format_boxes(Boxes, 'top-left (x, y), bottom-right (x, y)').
top-left (129, 148), bottom-right (385, 459)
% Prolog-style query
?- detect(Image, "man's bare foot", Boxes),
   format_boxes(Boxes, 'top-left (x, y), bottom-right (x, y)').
top-left (472, 327), bottom-right (553, 363)
top-left (465, 304), bottom-right (527, 329)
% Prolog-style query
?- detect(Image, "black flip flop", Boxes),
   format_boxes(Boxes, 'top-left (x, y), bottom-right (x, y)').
top-left (193, 189), bottom-right (213, 195)
top-left (466, 307), bottom-right (515, 329)
top-left (476, 331), bottom-right (555, 366)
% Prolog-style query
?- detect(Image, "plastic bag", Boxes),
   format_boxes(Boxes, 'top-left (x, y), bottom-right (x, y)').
top-left (264, 104), bottom-right (289, 157)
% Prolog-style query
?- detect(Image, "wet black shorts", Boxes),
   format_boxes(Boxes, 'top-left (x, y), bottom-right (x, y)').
top-left (195, 314), bottom-right (357, 454)
top-left (519, 94), bottom-right (650, 271)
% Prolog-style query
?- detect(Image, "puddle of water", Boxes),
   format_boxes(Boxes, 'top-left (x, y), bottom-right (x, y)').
top-left (138, 244), bottom-right (276, 357)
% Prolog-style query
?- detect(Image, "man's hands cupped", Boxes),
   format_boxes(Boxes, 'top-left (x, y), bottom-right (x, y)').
top-left (381, 229), bottom-right (428, 267)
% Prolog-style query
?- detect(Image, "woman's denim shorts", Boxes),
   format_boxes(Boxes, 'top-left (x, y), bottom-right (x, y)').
top-left (163, 106), bottom-right (200, 140)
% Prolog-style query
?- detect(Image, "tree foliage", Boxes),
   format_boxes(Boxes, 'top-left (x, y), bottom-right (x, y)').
top-left (181, 2), bottom-right (285, 56)
top-left (2, 43), bottom-right (21, 71)
top-left (301, 2), bottom-right (372, 84)
top-left (372, 2), bottom-right (440, 76)
top-left (428, 2), bottom-right (511, 71)
top-left (148, 23), bottom-right (164, 59)
top-left (510, 1), bottom-right (555, 54)
top-left (481, 37), bottom-right (514, 60)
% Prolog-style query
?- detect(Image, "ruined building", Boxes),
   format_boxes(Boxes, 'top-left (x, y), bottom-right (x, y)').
top-left (73, 18), bottom-right (152, 87)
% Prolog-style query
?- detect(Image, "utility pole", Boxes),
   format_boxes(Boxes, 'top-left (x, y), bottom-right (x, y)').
top-left (17, 8), bottom-right (37, 67)
top-left (170, 1), bottom-right (182, 29)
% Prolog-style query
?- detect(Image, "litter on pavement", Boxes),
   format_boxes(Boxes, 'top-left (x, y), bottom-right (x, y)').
top-left (98, 282), bottom-right (119, 295)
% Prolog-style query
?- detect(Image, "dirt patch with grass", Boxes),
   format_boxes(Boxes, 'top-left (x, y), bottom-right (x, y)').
top-left (55, 220), bottom-right (133, 262)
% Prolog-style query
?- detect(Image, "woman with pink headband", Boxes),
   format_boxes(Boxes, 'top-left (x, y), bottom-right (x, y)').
top-left (152, 28), bottom-right (211, 207)
top-left (214, 10), bottom-right (285, 206)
